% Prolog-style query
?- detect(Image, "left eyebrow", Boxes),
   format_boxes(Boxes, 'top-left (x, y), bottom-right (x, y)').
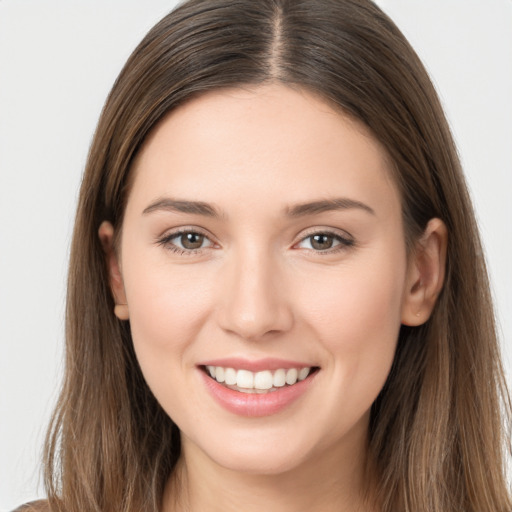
top-left (142, 198), bottom-right (223, 218)
top-left (285, 198), bottom-right (376, 217)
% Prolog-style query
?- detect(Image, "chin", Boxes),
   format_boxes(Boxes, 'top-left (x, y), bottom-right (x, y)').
top-left (183, 423), bottom-right (323, 477)
top-left (212, 445), bottom-right (310, 476)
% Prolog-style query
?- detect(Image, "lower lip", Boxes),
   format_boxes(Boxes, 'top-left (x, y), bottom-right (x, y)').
top-left (200, 369), bottom-right (317, 417)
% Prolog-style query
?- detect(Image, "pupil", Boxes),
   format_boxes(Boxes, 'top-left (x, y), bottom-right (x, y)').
top-left (181, 232), bottom-right (204, 249)
top-left (311, 234), bottom-right (333, 250)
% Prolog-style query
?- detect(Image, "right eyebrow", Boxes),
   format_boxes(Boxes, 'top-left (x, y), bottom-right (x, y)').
top-left (285, 197), bottom-right (376, 217)
top-left (142, 198), bottom-right (223, 218)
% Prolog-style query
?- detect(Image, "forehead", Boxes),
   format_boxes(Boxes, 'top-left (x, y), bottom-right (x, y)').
top-left (127, 84), bottom-right (400, 219)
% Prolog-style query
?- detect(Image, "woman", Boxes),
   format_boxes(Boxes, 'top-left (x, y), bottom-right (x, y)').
top-left (16, 0), bottom-right (511, 511)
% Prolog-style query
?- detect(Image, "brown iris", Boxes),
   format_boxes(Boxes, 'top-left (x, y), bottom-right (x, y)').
top-left (310, 234), bottom-right (335, 250)
top-left (180, 232), bottom-right (205, 249)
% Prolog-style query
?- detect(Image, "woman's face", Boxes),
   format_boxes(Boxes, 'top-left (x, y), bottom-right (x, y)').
top-left (109, 84), bottom-right (418, 475)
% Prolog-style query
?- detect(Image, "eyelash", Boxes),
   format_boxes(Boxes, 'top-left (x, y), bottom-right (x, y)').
top-left (157, 229), bottom-right (214, 256)
top-left (157, 229), bottom-right (355, 256)
top-left (294, 230), bottom-right (355, 254)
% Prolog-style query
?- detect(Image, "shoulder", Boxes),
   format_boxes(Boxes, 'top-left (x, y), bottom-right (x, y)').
top-left (11, 500), bottom-right (50, 512)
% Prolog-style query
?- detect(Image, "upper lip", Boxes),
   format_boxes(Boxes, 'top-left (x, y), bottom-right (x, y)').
top-left (197, 357), bottom-right (317, 372)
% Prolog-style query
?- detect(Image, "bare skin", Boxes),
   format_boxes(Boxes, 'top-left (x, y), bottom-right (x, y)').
top-left (99, 84), bottom-right (447, 512)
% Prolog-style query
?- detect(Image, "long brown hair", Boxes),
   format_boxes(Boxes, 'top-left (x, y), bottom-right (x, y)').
top-left (43, 1), bottom-right (511, 511)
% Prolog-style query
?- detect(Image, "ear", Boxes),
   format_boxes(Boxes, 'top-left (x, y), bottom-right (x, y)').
top-left (98, 221), bottom-right (129, 321)
top-left (401, 218), bottom-right (448, 326)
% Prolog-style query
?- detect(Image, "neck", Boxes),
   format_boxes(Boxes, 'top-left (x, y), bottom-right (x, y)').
top-left (163, 429), bottom-right (379, 512)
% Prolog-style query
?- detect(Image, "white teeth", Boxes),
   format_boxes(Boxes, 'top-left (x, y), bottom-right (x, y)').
top-left (236, 369), bottom-right (254, 389)
top-left (273, 368), bottom-right (286, 387)
top-left (207, 365), bottom-right (314, 390)
top-left (215, 366), bottom-right (225, 383)
top-left (298, 367), bottom-right (311, 381)
top-left (224, 367), bottom-right (237, 385)
top-left (285, 368), bottom-right (298, 385)
top-left (254, 370), bottom-right (273, 390)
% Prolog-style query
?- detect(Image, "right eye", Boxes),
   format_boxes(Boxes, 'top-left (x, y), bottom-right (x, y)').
top-left (158, 230), bottom-right (215, 255)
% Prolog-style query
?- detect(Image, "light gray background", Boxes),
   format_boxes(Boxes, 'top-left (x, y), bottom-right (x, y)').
top-left (1, 1), bottom-right (511, 509)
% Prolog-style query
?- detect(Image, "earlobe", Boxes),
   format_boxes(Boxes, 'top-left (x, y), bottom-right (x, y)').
top-left (401, 218), bottom-right (448, 326)
top-left (98, 221), bottom-right (129, 321)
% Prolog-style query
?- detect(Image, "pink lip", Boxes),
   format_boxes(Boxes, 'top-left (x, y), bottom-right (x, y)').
top-left (199, 367), bottom-right (318, 417)
top-left (197, 357), bottom-right (314, 372)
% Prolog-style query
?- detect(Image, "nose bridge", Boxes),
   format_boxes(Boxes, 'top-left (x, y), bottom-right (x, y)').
top-left (217, 241), bottom-right (293, 340)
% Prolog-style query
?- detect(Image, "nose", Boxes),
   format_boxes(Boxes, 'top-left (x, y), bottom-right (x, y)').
top-left (216, 245), bottom-right (294, 341)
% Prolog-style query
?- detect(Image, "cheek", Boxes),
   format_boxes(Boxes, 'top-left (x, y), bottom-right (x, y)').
top-left (122, 257), bottom-right (215, 385)
top-left (296, 249), bottom-right (406, 403)
top-left (301, 258), bottom-right (404, 341)
top-left (122, 262), bottom-right (221, 429)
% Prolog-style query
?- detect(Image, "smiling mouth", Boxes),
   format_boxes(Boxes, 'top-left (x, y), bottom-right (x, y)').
top-left (202, 365), bottom-right (319, 394)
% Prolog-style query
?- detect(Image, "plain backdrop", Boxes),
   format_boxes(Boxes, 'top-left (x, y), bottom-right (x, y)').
top-left (1, 1), bottom-right (511, 509)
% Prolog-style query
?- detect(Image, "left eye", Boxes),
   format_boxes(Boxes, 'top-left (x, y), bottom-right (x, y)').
top-left (165, 231), bottom-right (214, 251)
top-left (297, 233), bottom-right (351, 251)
